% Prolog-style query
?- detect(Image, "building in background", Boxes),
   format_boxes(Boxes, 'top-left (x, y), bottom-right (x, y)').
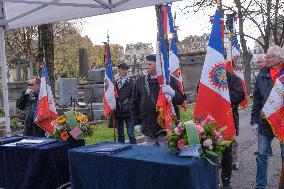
top-left (122, 42), bottom-right (154, 75)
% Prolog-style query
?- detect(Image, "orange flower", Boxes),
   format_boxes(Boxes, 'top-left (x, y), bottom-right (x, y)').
top-left (60, 131), bottom-right (69, 141)
top-left (76, 115), bottom-right (84, 121)
top-left (57, 115), bottom-right (67, 124)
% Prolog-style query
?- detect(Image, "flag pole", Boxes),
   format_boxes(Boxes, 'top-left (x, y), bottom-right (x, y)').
top-left (112, 113), bottom-right (116, 142)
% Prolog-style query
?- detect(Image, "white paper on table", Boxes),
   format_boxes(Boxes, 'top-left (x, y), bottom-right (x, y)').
top-left (179, 144), bottom-right (201, 158)
top-left (2, 142), bottom-right (17, 146)
top-left (16, 139), bottom-right (46, 144)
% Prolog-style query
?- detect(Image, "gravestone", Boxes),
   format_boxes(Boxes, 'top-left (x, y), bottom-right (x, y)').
top-left (78, 84), bottom-right (104, 103)
top-left (9, 52), bottom-right (30, 82)
top-left (0, 81), bottom-right (27, 116)
top-left (58, 78), bottom-right (78, 106)
top-left (87, 67), bottom-right (118, 84)
top-left (88, 68), bottom-right (105, 84)
top-left (92, 103), bottom-right (104, 120)
top-left (179, 51), bottom-right (206, 102)
top-left (79, 48), bottom-right (90, 78)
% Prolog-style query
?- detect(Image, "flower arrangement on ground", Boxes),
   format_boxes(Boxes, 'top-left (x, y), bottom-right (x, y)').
top-left (168, 115), bottom-right (230, 164)
top-left (52, 110), bottom-right (93, 141)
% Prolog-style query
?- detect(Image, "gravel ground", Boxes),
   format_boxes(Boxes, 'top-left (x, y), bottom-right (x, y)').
top-left (227, 106), bottom-right (281, 189)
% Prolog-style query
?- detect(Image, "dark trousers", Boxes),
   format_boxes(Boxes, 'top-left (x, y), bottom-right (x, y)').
top-left (221, 144), bottom-right (233, 184)
top-left (116, 117), bottom-right (136, 144)
top-left (24, 122), bottom-right (45, 137)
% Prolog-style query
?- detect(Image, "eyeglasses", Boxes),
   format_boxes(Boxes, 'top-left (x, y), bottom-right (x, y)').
top-left (27, 83), bottom-right (33, 86)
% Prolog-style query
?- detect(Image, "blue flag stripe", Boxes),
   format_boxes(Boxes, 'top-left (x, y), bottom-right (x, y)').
top-left (209, 9), bottom-right (224, 55)
top-left (105, 45), bottom-right (113, 82)
top-left (159, 6), bottom-right (170, 85)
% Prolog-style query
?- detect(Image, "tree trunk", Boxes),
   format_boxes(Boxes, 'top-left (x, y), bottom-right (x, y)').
top-left (38, 24), bottom-right (55, 96)
top-left (234, 0), bottom-right (253, 94)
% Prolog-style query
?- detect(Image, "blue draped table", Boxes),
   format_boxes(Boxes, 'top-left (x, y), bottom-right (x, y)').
top-left (0, 136), bottom-right (84, 189)
top-left (69, 143), bottom-right (218, 189)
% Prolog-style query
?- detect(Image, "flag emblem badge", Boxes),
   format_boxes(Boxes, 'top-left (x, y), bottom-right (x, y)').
top-left (232, 55), bottom-right (243, 72)
top-left (209, 63), bottom-right (228, 90)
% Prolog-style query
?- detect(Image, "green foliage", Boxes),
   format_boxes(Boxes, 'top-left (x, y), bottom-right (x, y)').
top-left (5, 20), bottom-right (123, 78)
top-left (53, 21), bottom-right (124, 77)
top-left (203, 125), bottom-right (213, 136)
top-left (85, 123), bottom-right (141, 145)
top-left (10, 117), bottom-right (24, 132)
top-left (180, 104), bottom-right (194, 122)
top-left (0, 109), bottom-right (4, 117)
top-left (5, 26), bottom-right (38, 67)
top-left (204, 149), bottom-right (219, 157)
top-left (80, 122), bottom-right (94, 138)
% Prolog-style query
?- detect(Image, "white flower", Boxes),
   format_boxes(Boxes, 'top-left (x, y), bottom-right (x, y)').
top-left (174, 127), bottom-right (182, 135)
top-left (203, 139), bottom-right (213, 149)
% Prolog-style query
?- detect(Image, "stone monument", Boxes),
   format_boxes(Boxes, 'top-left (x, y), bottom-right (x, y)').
top-left (78, 48), bottom-right (90, 79)
top-left (57, 78), bottom-right (78, 106)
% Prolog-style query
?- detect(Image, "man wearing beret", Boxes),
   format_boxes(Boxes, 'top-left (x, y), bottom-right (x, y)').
top-left (131, 55), bottom-right (185, 146)
top-left (115, 63), bottom-right (136, 144)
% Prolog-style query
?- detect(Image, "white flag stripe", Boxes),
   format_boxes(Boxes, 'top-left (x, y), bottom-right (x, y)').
top-left (104, 76), bottom-right (116, 110)
top-left (200, 46), bottom-right (230, 102)
top-left (47, 85), bottom-right (57, 114)
top-left (39, 77), bottom-right (47, 99)
top-left (262, 78), bottom-right (284, 116)
top-left (169, 49), bottom-right (179, 73)
top-left (156, 41), bottom-right (166, 82)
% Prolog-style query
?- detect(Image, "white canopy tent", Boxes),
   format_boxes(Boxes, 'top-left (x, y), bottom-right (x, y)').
top-left (0, 0), bottom-right (179, 135)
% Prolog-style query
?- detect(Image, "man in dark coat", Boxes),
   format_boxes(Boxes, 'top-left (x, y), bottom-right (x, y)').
top-left (227, 71), bottom-right (245, 137)
top-left (131, 54), bottom-right (185, 147)
top-left (220, 71), bottom-right (245, 189)
top-left (16, 76), bottom-right (45, 137)
top-left (253, 55), bottom-right (273, 156)
top-left (115, 63), bottom-right (136, 144)
top-left (251, 45), bottom-right (284, 189)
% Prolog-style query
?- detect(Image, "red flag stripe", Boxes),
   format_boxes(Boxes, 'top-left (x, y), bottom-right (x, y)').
top-left (194, 83), bottom-right (236, 139)
top-left (264, 106), bottom-right (284, 143)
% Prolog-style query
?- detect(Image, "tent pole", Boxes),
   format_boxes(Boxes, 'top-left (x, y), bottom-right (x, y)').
top-left (0, 1), bottom-right (11, 136)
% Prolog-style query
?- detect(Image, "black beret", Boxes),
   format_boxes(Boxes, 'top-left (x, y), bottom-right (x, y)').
top-left (146, 54), bottom-right (156, 62)
top-left (118, 63), bottom-right (129, 70)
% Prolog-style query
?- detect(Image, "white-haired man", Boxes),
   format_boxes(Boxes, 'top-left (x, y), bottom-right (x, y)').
top-left (253, 55), bottom-right (273, 156)
top-left (256, 54), bottom-right (268, 70)
top-left (251, 45), bottom-right (284, 189)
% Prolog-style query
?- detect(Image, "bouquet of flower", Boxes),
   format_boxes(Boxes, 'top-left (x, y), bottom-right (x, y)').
top-left (196, 115), bottom-right (231, 164)
top-left (168, 122), bottom-right (189, 155)
top-left (168, 115), bottom-right (230, 164)
top-left (52, 110), bottom-right (93, 141)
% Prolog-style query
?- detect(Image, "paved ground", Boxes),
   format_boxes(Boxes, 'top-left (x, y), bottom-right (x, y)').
top-left (228, 106), bottom-right (281, 189)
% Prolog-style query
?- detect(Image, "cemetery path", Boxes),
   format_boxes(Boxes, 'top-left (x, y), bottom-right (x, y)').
top-left (229, 106), bottom-right (280, 189)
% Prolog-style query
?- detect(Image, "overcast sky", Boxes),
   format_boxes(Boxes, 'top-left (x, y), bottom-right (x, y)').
top-left (81, 1), bottom-right (255, 51)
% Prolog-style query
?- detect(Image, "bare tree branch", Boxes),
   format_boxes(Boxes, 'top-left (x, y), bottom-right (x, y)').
top-left (241, 33), bottom-right (264, 47)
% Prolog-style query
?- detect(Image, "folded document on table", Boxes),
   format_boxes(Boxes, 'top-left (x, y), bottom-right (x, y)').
top-left (15, 138), bottom-right (56, 146)
top-left (85, 142), bottom-right (132, 154)
top-left (0, 136), bottom-right (25, 145)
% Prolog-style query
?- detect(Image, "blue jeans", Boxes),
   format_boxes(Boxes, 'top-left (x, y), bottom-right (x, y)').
top-left (116, 117), bottom-right (136, 144)
top-left (256, 133), bottom-right (284, 188)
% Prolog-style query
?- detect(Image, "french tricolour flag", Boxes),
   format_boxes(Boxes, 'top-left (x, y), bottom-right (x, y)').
top-left (35, 63), bottom-right (58, 135)
top-left (262, 74), bottom-right (284, 142)
top-left (103, 43), bottom-right (116, 119)
top-left (226, 33), bottom-right (248, 108)
top-left (194, 9), bottom-right (235, 139)
top-left (156, 4), bottom-right (176, 131)
top-left (163, 4), bottom-right (187, 110)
